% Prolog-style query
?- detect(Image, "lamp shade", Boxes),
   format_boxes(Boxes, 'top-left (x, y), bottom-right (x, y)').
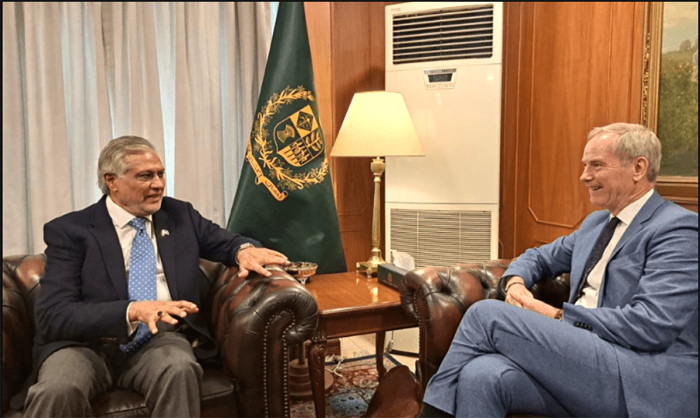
top-left (330, 91), bottom-right (424, 157)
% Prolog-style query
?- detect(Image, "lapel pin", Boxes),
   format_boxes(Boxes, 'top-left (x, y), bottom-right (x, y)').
top-left (161, 229), bottom-right (170, 237)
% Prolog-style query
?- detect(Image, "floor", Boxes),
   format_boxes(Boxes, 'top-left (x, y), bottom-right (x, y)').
top-left (338, 331), bottom-right (418, 373)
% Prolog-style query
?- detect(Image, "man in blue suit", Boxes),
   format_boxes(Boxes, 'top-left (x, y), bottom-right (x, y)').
top-left (23, 136), bottom-right (290, 416)
top-left (421, 123), bottom-right (698, 417)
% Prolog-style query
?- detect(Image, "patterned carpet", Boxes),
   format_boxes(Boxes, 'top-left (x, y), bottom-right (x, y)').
top-left (290, 355), bottom-right (401, 418)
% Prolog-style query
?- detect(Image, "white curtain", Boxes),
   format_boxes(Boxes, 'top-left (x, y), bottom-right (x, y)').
top-left (3, 2), bottom-right (273, 255)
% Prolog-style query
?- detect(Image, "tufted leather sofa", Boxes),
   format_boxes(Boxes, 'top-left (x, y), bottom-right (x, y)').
top-left (2, 254), bottom-right (319, 417)
top-left (399, 259), bottom-right (570, 404)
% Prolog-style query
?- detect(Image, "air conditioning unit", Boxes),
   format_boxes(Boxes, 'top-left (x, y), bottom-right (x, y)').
top-left (385, 1), bottom-right (502, 268)
top-left (384, 2), bottom-right (502, 356)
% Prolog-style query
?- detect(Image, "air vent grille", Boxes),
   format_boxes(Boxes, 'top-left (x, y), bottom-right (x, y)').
top-left (389, 208), bottom-right (492, 267)
top-left (392, 4), bottom-right (494, 64)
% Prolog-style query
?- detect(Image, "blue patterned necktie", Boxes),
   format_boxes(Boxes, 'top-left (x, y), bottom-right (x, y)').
top-left (576, 216), bottom-right (621, 299)
top-left (120, 217), bottom-right (158, 354)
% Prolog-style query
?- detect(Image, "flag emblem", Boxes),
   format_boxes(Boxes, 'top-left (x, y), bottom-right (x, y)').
top-left (227, 2), bottom-right (347, 274)
top-left (246, 86), bottom-right (329, 201)
top-left (274, 104), bottom-right (323, 167)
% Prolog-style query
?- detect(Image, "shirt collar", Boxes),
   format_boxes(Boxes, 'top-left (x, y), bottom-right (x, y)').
top-left (613, 188), bottom-right (654, 226)
top-left (106, 194), bottom-right (154, 230)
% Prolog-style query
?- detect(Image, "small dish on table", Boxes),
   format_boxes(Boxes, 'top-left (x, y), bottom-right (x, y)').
top-left (285, 262), bottom-right (318, 284)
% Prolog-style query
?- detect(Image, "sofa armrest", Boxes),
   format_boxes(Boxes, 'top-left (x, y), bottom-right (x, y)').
top-left (400, 259), bottom-right (571, 401)
top-left (400, 260), bottom-right (510, 399)
top-left (3, 273), bottom-right (31, 411)
top-left (495, 272), bottom-right (571, 308)
top-left (3, 255), bottom-right (46, 412)
top-left (210, 265), bottom-right (318, 418)
top-left (530, 274), bottom-right (571, 309)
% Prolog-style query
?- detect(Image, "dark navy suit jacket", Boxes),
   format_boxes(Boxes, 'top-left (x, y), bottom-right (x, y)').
top-left (33, 195), bottom-right (254, 371)
top-left (505, 191), bottom-right (698, 417)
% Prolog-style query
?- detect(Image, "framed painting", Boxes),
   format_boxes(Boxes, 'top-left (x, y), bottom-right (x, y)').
top-left (641, 2), bottom-right (698, 211)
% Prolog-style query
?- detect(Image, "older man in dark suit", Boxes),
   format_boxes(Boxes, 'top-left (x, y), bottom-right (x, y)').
top-left (24, 136), bottom-right (289, 416)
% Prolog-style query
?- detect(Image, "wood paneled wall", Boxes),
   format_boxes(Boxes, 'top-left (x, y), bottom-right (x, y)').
top-left (499, 2), bottom-right (685, 259)
top-left (306, 2), bottom-right (697, 267)
top-left (306, 3), bottom-right (387, 271)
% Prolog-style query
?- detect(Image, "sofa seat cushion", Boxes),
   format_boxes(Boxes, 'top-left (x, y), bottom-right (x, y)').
top-left (91, 390), bottom-right (149, 417)
top-left (90, 369), bottom-right (236, 417)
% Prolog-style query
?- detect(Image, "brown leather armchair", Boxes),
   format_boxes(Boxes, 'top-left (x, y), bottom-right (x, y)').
top-left (399, 259), bottom-right (570, 404)
top-left (2, 254), bottom-right (319, 417)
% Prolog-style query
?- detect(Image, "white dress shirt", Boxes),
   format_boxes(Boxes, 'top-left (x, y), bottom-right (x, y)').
top-left (106, 195), bottom-right (172, 332)
top-left (575, 188), bottom-right (654, 308)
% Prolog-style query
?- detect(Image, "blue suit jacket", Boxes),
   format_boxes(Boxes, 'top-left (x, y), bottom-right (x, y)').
top-left (34, 195), bottom-right (255, 371)
top-left (504, 191), bottom-right (698, 417)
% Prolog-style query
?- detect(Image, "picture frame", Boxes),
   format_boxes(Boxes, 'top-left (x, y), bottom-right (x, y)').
top-left (641, 2), bottom-right (698, 211)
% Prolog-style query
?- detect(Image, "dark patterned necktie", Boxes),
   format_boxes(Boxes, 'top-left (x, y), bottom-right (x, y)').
top-left (576, 216), bottom-right (621, 299)
top-left (120, 217), bottom-right (158, 354)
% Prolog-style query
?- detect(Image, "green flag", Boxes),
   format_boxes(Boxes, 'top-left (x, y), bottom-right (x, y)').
top-left (227, 2), bottom-right (346, 274)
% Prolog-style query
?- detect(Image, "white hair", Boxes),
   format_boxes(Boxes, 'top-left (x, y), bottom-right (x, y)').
top-left (587, 123), bottom-right (662, 182)
top-left (97, 136), bottom-right (158, 194)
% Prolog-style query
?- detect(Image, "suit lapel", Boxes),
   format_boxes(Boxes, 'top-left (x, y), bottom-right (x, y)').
top-left (90, 196), bottom-right (129, 300)
top-left (153, 209), bottom-right (179, 299)
top-left (609, 191), bottom-right (663, 260)
top-left (597, 191), bottom-right (664, 303)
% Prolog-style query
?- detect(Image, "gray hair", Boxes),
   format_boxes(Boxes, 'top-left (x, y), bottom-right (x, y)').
top-left (587, 123), bottom-right (662, 182)
top-left (97, 136), bottom-right (158, 194)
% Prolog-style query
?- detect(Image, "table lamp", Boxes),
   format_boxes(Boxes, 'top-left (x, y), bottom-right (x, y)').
top-left (330, 91), bottom-right (424, 276)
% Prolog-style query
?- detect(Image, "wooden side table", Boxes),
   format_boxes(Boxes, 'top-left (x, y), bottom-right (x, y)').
top-left (303, 271), bottom-right (417, 417)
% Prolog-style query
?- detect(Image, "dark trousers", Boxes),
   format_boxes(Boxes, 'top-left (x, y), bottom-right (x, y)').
top-left (24, 330), bottom-right (203, 417)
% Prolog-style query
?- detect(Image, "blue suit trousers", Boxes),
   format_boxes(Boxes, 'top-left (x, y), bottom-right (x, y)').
top-left (423, 300), bottom-right (627, 417)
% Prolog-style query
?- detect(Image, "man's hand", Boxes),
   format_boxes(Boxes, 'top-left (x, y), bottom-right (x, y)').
top-left (504, 276), bottom-right (561, 319)
top-left (237, 247), bottom-right (290, 278)
top-left (129, 300), bottom-right (199, 334)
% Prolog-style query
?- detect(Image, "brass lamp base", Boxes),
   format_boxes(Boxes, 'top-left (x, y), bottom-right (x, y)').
top-left (356, 157), bottom-right (387, 278)
top-left (356, 248), bottom-right (385, 277)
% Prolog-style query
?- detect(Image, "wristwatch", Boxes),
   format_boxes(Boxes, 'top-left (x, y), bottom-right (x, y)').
top-left (554, 309), bottom-right (564, 321)
top-left (235, 242), bottom-right (255, 265)
top-left (497, 275), bottom-right (512, 299)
